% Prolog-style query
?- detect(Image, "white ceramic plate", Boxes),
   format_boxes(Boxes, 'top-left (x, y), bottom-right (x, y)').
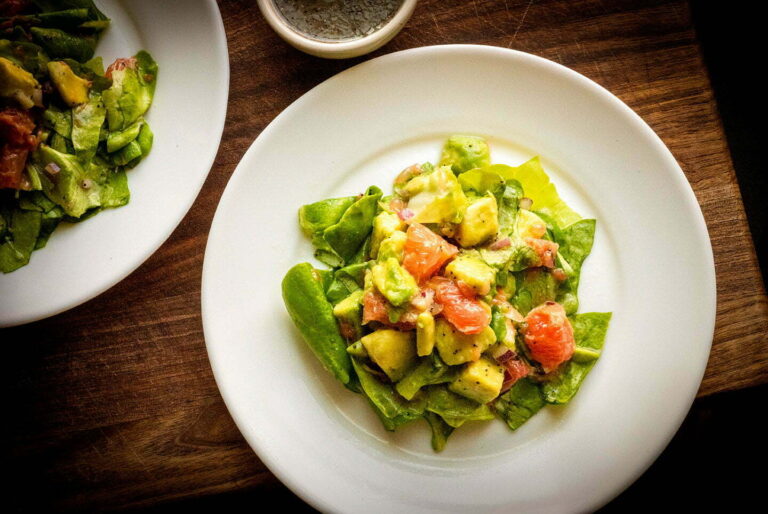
top-left (202, 45), bottom-right (715, 513)
top-left (0, 0), bottom-right (228, 327)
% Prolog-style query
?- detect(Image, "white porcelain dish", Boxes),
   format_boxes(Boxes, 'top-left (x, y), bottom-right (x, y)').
top-left (202, 45), bottom-right (715, 513)
top-left (256, 0), bottom-right (418, 59)
top-left (0, 0), bottom-right (229, 327)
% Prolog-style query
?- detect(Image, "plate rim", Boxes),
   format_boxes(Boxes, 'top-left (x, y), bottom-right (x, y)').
top-left (202, 44), bottom-right (716, 512)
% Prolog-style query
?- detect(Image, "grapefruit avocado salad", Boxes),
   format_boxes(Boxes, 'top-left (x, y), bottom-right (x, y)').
top-left (1, 1), bottom-right (157, 272)
top-left (282, 135), bottom-right (611, 451)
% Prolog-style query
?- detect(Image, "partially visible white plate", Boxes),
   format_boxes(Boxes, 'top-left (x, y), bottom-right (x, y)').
top-left (0, 0), bottom-right (228, 327)
top-left (202, 45), bottom-right (715, 512)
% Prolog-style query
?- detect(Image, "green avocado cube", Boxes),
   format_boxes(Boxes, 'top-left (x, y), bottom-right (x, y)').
top-left (332, 290), bottom-right (364, 340)
top-left (445, 255), bottom-right (496, 296)
top-left (47, 61), bottom-right (90, 106)
top-left (455, 194), bottom-right (499, 248)
top-left (416, 311), bottom-right (435, 356)
top-left (377, 230), bottom-right (407, 262)
top-left (434, 318), bottom-right (496, 365)
top-left (449, 357), bottom-right (504, 404)
top-left (370, 211), bottom-right (404, 259)
top-left (360, 329), bottom-right (417, 381)
top-left (439, 135), bottom-right (491, 174)
top-left (371, 257), bottom-right (418, 307)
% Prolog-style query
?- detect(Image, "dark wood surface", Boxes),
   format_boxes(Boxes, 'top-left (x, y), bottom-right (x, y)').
top-left (5, 0), bottom-right (767, 511)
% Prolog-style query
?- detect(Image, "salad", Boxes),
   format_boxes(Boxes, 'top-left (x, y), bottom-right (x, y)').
top-left (282, 135), bottom-right (611, 451)
top-left (1, 1), bottom-right (157, 273)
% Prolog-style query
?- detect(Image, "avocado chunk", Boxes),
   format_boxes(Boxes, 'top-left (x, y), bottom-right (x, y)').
top-left (455, 194), bottom-right (499, 247)
top-left (360, 329), bottom-right (417, 381)
top-left (400, 165), bottom-right (468, 224)
top-left (516, 209), bottom-right (547, 239)
top-left (332, 290), bottom-right (364, 341)
top-left (377, 230), bottom-right (407, 262)
top-left (439, 135), bottom-right (491, 174)
top-left (416, 311), bottom-right (435, 356)
top-left (449, 357), bottom-right (504, 404)
top-left (435, 318), bottom-right (496, 365)
top-left (346, 339), bottom-right (368, 358)
top-left (371, 257), bottom-right (418, 307)
top-left (0, 57), bottom-right (41, 108)
top-left (47, 61), bottom-right (91, 106)
top-left (445, 254), bottom-right (496, 296)
top-left (370, 211), bottom-right (405, 259)
top-left (572, 346), bottom-right (601, 363)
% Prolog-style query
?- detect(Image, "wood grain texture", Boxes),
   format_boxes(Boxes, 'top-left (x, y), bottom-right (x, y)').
top-left (4, 0), bottom-right (767, 510)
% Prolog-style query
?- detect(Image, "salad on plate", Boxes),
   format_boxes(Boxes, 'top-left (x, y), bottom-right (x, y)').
top-left (282, 135), bottom-right (611, 451)
top-left (1, 0), bottom-right (157, 273)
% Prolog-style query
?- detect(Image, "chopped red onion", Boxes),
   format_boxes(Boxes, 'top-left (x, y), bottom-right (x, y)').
top-left (398, 208), bottom-right (414, 221)
top-left (45, 162), bottom-right (60, 175)
top-left (520, 197), bottom-right (533, 210)
top-left (496, 349), bottom-right (516, 363)
top-left (489, 237), bottom-right (511, 250)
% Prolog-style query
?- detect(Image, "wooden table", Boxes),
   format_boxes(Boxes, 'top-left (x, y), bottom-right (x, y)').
top-left (6, 0), bottom-right (767, 510)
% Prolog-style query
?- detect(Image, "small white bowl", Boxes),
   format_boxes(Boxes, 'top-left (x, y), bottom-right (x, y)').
top-left (256, 0), bottom-right (418, 59)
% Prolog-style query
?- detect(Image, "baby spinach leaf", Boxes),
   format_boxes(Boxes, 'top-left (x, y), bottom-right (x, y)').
top-left (493, 378), bottom-right (546, 431)
top-left (322, 186), bottom-right (382, 265)
top-left (425, 385), bottom-right (494, 428)
top-left (395, 353), bottom-right (457, 400)
top-left (103, 51), bottom-right (157, 131)
top-left (71, 92), bottom-right (105, 161)
top-left (0, 207), bottom-right (42, 273)
top-left (282, 263), bottom-right (352, 385)
top-left (555, 219), bottom-right (596, 314)
top-left (424, 411), bottom-right (454, 452)
top-left (511, 268), bottom-right (557, 315)
top-left (352, 358), bottom-right (425, 426)
top-left (30, 26), bottom-right (96, 62)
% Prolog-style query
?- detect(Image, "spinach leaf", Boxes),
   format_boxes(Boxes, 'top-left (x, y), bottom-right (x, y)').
top-left (71, 92), bottom-right (105, 161)
top-left (99, 168), bottom-right (129, 208)
top-left (34, 145), bottom-right (102, 217)
top-left (425, 385), bottom-right (494, 428)
top-left (395, 353), bottom-right (457, 400)
top-left (30, 26), bottom-right (96, 62)
top-left (102, 51), bottom-right (157, 131)
top-left (493, 378), bottom-right (546, 431)
top-left (32, 1), bottom-right (109, 24)
top-left (282, 263), bottom-right (353, 385)
top-left (0, 40), bottom-right (49, 78)
top-left (497, 179), bottom-right (523, 236)
top-left (322, 186), bottom-right (382, 265)
top-left (325, 261), bottom-right (369, 305)
top-left (511, 268), bottom-right (557, 315)
top-left (17, 191), bottom-right (64, 249)
top-left (424, 411), bottom-right (454, 452)
top-left (43, 104), bottom-right (72, 138)
top-left (352, 358), bottom-right (425, 428)
top-left (106, 119), bottom-right (142, 153)
top-left (555, 219), bottom-right (596, 314)
top-left (0, 207), bottom-right (42, 273)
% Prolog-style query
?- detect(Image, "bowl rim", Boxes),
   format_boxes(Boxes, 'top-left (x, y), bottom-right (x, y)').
top-left (256, 0), bottom-right (419, 59)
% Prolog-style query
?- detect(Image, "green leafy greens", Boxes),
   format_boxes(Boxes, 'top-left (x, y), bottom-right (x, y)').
top-left (1, 2), bottom-right (157, 273)
top-left (281, 135), bottom-right (612, 451)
